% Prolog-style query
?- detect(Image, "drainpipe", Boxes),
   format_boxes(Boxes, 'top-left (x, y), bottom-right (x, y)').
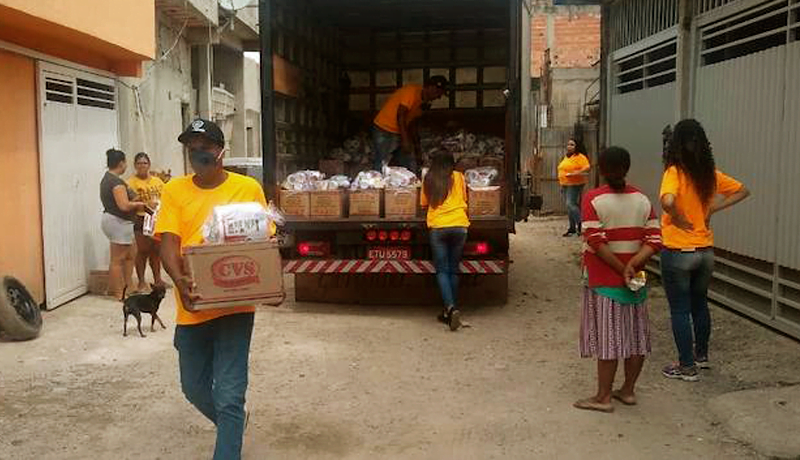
top-left (676, 0), bottom-right (694, 120)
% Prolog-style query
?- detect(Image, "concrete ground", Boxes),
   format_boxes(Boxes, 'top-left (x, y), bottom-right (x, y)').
top-left (1, 219), bottom-right (799, 460)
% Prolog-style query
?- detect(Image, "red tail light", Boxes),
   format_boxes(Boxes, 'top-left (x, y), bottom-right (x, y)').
top-left (297, 241), bottom-right (330, 257)
top-left (366, 230), bottom-right (377, 241)
top-left (464, 241), bottom-right (491, 256)
top-left (378, 230), bottom-right (388, 241)
top-left (400, 230), bottom-right (412, 241)
top-left (389, 230), bottom-right (400, 241)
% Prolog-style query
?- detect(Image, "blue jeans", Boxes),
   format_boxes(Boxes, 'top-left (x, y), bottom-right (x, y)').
top-left (661, 249), bottom-right (715, 367)
top-left (372, 125), bottom-right (416, 172)
top-left (430, 227), bottom-right (468, 308)
top-left (174, 313), bottom-right (254, 460)
top-left (562, 185), bottom-right (584, 233)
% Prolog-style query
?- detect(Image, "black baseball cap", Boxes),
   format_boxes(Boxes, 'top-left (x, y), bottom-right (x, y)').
top-left (178, 118), bottom-right (225, 147)
top-left (425, 75), bottom-right (450, 91)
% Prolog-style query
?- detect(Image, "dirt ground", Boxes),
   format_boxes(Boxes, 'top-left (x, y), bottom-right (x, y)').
top-left (2, 219), bottom-right (800, 460)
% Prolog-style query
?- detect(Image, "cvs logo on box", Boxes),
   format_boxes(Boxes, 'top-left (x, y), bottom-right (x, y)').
top-left (211, 256), bottom-right (260, 288)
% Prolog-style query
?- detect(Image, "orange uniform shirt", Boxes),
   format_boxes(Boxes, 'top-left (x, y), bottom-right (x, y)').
top-left (557, 153), bottom-right (590, 186)
top-left (373, 85), bottom-right (424, 134)
top-left (659, 166), bottom-right (744, 249)
top-left (420, 172), bottom-right (470, 229)
top-left (154, 172), bottom-right (267, 325)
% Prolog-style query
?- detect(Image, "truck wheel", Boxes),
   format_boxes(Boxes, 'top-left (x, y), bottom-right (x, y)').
top-left (0, 276), bottom-right (42, 341)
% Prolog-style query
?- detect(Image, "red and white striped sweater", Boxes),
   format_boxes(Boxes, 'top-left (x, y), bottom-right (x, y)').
top-left (581, 185), bottom-right (662, 288)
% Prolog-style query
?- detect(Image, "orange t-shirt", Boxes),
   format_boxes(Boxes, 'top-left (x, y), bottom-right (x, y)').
top-left (659, 166), bottom-right (744, 249)
top-left (154, 172), bottom-right (267, 325)
top-left (420, 172), bottom-right (470, 229)
top-left (373, 85), bottom-right (424, 134)
top-left (557, 153), bottom-right (590, 186)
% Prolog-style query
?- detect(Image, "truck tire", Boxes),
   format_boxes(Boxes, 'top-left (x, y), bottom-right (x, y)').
top-left (0, 276), bottom-right (42, 341)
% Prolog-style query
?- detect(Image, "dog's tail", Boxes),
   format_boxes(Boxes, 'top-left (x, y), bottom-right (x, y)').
top-left (120, 285), bottom-right (127, 302)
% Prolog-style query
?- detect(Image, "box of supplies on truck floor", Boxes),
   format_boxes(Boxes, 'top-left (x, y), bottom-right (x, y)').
top-left (184, 240), bottom-right (284, 310)
top-left (468, 186), bottom-right (502, 217)
top-left (309, 190), bottom-right (345, 219)
top-left (384, 187), bottom-right (419, 219)
top-left (349, 189), bottom-right (381, 218)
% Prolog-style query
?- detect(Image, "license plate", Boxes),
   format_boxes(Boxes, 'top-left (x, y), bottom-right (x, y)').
top-left (367, 246), bottom-right (410, 260)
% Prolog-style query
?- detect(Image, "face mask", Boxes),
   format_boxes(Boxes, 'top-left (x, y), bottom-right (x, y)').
top-left (189, 149), bottom-right (219, 167)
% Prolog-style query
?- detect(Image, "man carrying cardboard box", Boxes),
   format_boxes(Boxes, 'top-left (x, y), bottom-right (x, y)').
top-left (156, 119), bottom-right (267, 460)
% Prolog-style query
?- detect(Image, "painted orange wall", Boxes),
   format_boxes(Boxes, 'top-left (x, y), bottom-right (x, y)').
top-left (0, 0), bottom-right (154, 76)
top-left (0, 50), bottom-right (45, 304)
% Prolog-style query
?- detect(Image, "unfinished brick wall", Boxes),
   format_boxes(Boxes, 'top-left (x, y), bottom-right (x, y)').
top-left (531, 6), bottom-right (601, 77)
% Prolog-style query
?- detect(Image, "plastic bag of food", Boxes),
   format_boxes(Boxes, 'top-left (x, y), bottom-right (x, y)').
top-left (465, 166), bottom-right (499, 188)
top-left (383, 166), bottom-right (418, 188)
top-left (351, 170), bottom-right (385, 190)
top-left (282, 170), bottom-right (324, 191)
top-left (202, 202), bottom-right (274, 244)
top-left (328, 175), bottom-right (351, 189)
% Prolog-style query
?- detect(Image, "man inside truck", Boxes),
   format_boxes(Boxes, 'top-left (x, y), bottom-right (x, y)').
top-left (372, 75), bottom-right (449, 173)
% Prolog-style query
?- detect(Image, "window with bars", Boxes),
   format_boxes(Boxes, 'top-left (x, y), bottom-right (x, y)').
top-left (76, 78), bottom-right (115, 110)
top-left (615, 39), bottom-right (677, 94)
top-left (45, 76), bottom-right (74, 104)
top-left (700, 0), bottom-right (799, 66)
top-left (697, 0), bottom-right (743, 15)
top-left (610, 0), bottom-right (679, 51)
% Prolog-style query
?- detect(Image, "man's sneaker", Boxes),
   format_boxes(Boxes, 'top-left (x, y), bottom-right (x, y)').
top-left (437, 310), bottom-right (449, 324)
top-left (562, 230), bottom-right (577, 237)
top-left (448, 309), bottom-right (462, 331)
top-left (662, 363), bottom-right (699, 382)
top-left (695, 356), bottom-right (711, 370)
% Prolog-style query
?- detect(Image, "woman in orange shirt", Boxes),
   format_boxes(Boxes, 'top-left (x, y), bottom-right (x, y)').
top-left (660, 119), bottom-right (750, 382)
top-left (558, 138), bottom-right (591, 236)
top-left (420, 152), bottom-right (470, 331)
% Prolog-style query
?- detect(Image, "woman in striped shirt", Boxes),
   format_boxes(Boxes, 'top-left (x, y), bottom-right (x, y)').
top-left (574, 147), bottom-right (663, 413)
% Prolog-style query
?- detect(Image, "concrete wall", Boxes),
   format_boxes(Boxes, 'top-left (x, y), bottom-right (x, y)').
top-left (244, 56), bottom-right (261, 158)
top-left (550, 67), bottom-right (599, 127)
top-left (0, 50), bottom-right (44, 304)
top-left (118, 12), bottom-right (194, 177)
top-left (0, 0), bottom-right (154, 75)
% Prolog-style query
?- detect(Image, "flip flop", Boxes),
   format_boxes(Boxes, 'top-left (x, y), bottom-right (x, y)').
top-left (611, 390), bottom-right (637, 406)
top-left (573, 398), bottom-right (614, 413)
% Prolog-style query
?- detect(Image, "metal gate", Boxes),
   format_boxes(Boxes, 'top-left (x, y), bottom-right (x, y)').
top-left (607, 0), bottom-right (800, 338)
top-left (38, 62), bottom-right (119, 308)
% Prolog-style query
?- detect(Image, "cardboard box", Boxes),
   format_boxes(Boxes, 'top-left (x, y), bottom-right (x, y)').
top-left (319, 159), bottom-right (345, 177)
top-left (280, 190), bottom-right (310, 218)
top-left (184, 240), bottom-right (285, 310)
top-left (468, 186), bottom-right (502, 217)
top-left (385, 187), bottom-right (419, 219)
top-left (309, 190), bottom-right (345, 219)
top-left (349, 189), bottom-right (381, 218)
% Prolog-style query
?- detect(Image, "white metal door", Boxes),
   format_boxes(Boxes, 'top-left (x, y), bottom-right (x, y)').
top-left (39, 62), bottom-right (118, 308)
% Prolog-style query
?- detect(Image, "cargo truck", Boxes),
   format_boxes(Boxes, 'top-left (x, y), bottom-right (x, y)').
top-left (249, 0), bottom-right (535, 305)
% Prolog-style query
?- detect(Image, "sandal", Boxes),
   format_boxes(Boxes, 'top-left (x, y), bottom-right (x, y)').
top-left (573, 398), bottom-right (614, 413)
top-left (611, 390), bottom-right (637, 406)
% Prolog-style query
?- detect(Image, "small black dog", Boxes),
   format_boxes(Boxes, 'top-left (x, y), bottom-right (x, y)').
top-left (122, 284), bottom-right (167, 337)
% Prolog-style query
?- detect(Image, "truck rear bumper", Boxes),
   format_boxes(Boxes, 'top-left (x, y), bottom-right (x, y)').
top-left (283, 259), bottom-right (506, 274)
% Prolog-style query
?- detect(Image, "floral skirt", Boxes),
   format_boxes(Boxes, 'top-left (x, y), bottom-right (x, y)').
top-left (579, 287), bottom-right (651, 360)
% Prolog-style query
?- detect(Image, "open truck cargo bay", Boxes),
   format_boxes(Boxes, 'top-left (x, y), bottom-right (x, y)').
top-left (253, 0), bottom-right (533, 305)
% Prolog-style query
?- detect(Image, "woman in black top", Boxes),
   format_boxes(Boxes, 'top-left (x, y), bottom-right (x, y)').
top-left (100, 149), bottom-right (148, 299)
